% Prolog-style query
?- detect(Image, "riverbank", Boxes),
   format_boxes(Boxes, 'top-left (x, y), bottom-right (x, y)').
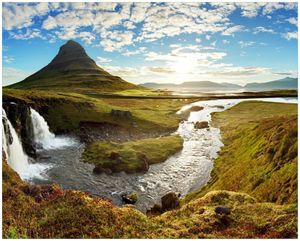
top-left (2, 97), bottom-right (298, 238)
top-left (184, 101), bottom-right (297, 205)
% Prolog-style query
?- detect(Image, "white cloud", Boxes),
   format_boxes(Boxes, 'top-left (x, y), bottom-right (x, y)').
top-left (2, 67), bottom-right (29, 86)
top-left (253, 26), bottom-right (275, 34)
top-left (10, 28), bottom-right (46, 40)
top-left (222, 25), bottom-right (244, 36)
top-left (3, 56), bottom-right (14, 63)
top-left (96, 57), bottom-right (111, 64)
top-left (238, 41), bottom-right (255, 48)
top-left (286, 17), bottom-right (298, 26)
top-left (283, 32), bottom-right (298, 40)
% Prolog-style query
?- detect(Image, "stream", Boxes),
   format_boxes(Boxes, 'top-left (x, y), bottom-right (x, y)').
top-left (29, 97), bottom-right (297, 212)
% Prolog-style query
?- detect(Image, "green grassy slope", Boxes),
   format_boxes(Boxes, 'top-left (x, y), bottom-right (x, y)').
top-left (185, 101), bottom-right (297, 204)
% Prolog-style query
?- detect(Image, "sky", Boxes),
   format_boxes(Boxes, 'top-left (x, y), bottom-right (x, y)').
top-left (2, 2), bottom-right (298, 86)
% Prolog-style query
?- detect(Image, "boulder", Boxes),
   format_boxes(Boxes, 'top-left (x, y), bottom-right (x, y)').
top-left (147, 204), bottom-right (162, 215)
top-left (161, 192), bottom-right (180, 211)
top-left (110, 109), bottom-right (132, 119)
top-left (121, 192), bottom-right (138, 204)
top-left (214, 206), bottom-right (231, 215)
top-left (93, 165), bottom-right (112, 175)
top-left (194, 121), bottom-right (209, 129)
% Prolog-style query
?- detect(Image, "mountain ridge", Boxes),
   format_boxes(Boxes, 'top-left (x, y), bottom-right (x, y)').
top-left (8, 40), bottom-right (138, 92)
top-left (140, 77), bottom-right (298, 91)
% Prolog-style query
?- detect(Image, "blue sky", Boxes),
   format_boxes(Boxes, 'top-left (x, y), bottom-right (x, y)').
top-left (2, 2), bottom-right (298, 86)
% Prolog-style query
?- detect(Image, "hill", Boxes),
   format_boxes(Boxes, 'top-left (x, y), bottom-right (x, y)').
top-left (139, 81), bottom-right (242, 90)
top-left (8, 40), bottom-right (138, 93)
top-left (244, 77), bottom-right (298, 90)
top-left (140, 78), bottom-right (298, 91)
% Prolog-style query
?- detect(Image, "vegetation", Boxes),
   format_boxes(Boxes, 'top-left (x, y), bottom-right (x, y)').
top-left (185, 101), bottom-right (297, 205)
top-left (3, 159), bottom-right (297, 238)
top-left (82, 135), bottom-right (183, 173)
top-left (3, 89), bottom-right (194, 135)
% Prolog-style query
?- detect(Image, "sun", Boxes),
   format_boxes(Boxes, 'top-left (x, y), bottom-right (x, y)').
top-left (170, 59), bottom-right (197, 74)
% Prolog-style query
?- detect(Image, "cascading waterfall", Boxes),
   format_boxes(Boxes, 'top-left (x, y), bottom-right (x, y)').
top-left (2, 108), bottom-right (51, 180)
top-left (30, 108), bottom-right (76, 150)
top-left (2, 109), bottom-right (29, 178)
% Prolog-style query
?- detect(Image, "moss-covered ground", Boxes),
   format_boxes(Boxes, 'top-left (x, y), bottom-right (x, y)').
top-left (184, 101), bottom-right (297, 205)
top-left (82, 135), bottom-right (183, 173)
top-left (3, 159), bottom-right (297, 238)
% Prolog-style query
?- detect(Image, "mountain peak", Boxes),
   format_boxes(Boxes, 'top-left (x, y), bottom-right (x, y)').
top-left (50, 40), bottom-right (90, 66)
top-left (8, 40), bottom-right (137, 92)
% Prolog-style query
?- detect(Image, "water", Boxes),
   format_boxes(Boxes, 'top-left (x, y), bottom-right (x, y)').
top-left (30, 108), bottom-right (76, 150)
top-left (2, 109), bottom-right (48, 180)
top-left (27, 97), bottom-right (297, 212)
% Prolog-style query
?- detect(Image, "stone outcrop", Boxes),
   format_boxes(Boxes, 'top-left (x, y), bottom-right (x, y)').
top-left (194, 121), bottom-right (209, 129)
top-left (3, 101), bottom-right (36, 157)
top-left (110, 109), bottom-right (133, 119)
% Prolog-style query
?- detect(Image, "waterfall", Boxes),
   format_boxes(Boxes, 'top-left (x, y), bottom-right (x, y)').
top-left (2, 109), bottom-right (29, 178)
top-left (30, 108), bottom-right (76, 150)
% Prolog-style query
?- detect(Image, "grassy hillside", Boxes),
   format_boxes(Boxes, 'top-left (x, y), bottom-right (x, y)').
top-left (3, 160), bottom-right (297, 238)
top-left (185, 101), bottom-right (297, 204)
top-left (3, 89), bottom-right (193, 135)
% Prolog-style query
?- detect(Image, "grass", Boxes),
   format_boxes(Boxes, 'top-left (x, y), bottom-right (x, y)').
top-left (3, 88), bottom-right (194, 134)
top-left (82, 135), bottom-right (183, 173)
top-left (3, 159), bottom-right (297, 238)
top-left (184, 101), bottom-right (297, 205)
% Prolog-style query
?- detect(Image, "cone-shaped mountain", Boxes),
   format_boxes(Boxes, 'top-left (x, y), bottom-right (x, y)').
top-left (9, 40), bottom-right (137, 92)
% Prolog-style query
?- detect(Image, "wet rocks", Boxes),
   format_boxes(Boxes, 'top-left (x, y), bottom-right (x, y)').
top-left (194, 121), bottom-right (209, 129)
top-left (3, 101), bottom-right (36, 158)
top-left (121, 192), bottom-right (138, 204)
top-left (110, 109), bottom-right (132, 119)
top-left (93, 165), bottom-right (112, 175)
top-left (161, 192), bottom-right (180, 211)
top-left (214, 206), bottom-right (231, 215)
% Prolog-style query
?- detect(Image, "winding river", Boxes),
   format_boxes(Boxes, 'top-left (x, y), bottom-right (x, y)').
top-left (30, 97), bottom-right (297, 212)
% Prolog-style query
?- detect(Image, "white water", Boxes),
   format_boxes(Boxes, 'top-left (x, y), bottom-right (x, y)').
top-left (2, 109), bottom-right (48, 180)
top-left (31, 97), bottom-right (297, 212)
top-left (30, 108), bottom-right (76, 150)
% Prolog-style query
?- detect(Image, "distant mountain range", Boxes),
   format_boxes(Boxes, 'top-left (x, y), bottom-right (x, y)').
top-left (140, 77), bottom-right (298, 91)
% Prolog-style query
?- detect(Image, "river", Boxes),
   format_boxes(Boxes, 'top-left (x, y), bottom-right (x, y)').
top-left (30, 97), bottom-right (297, 212)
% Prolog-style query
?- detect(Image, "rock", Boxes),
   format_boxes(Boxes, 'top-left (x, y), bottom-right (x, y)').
top-left (194, 121), bottom-right (209, 129)
top-left (110, 109), bottom-right (132, 119)
top-left (188, 106), bottom-right (204, 112)
top-left (161, 192), bottom-right (180, 211)
top-left (93, 165), bottom-right (112, 175)
top-left (121, 192), bottom-right (138, 204)
top-left (214, 206), bottom-right (231, 215)
top-left (137, 153), bottom-right (149, 172)
top-left (147, 204), bottom-right (162, 215)
top-left (3, 101), bottom-right (36, 158)
top-left (212, 105), bottom-right (224, 109)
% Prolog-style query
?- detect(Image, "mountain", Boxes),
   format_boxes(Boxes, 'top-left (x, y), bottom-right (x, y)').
top-left (140, 78), bottom-right (298, 91)
top-left (9, 40), bottom-right (138, 92)
top-left (139, 81), bottom-right (242, 90)
top-left (244, 77), bottom-right (298, 90)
